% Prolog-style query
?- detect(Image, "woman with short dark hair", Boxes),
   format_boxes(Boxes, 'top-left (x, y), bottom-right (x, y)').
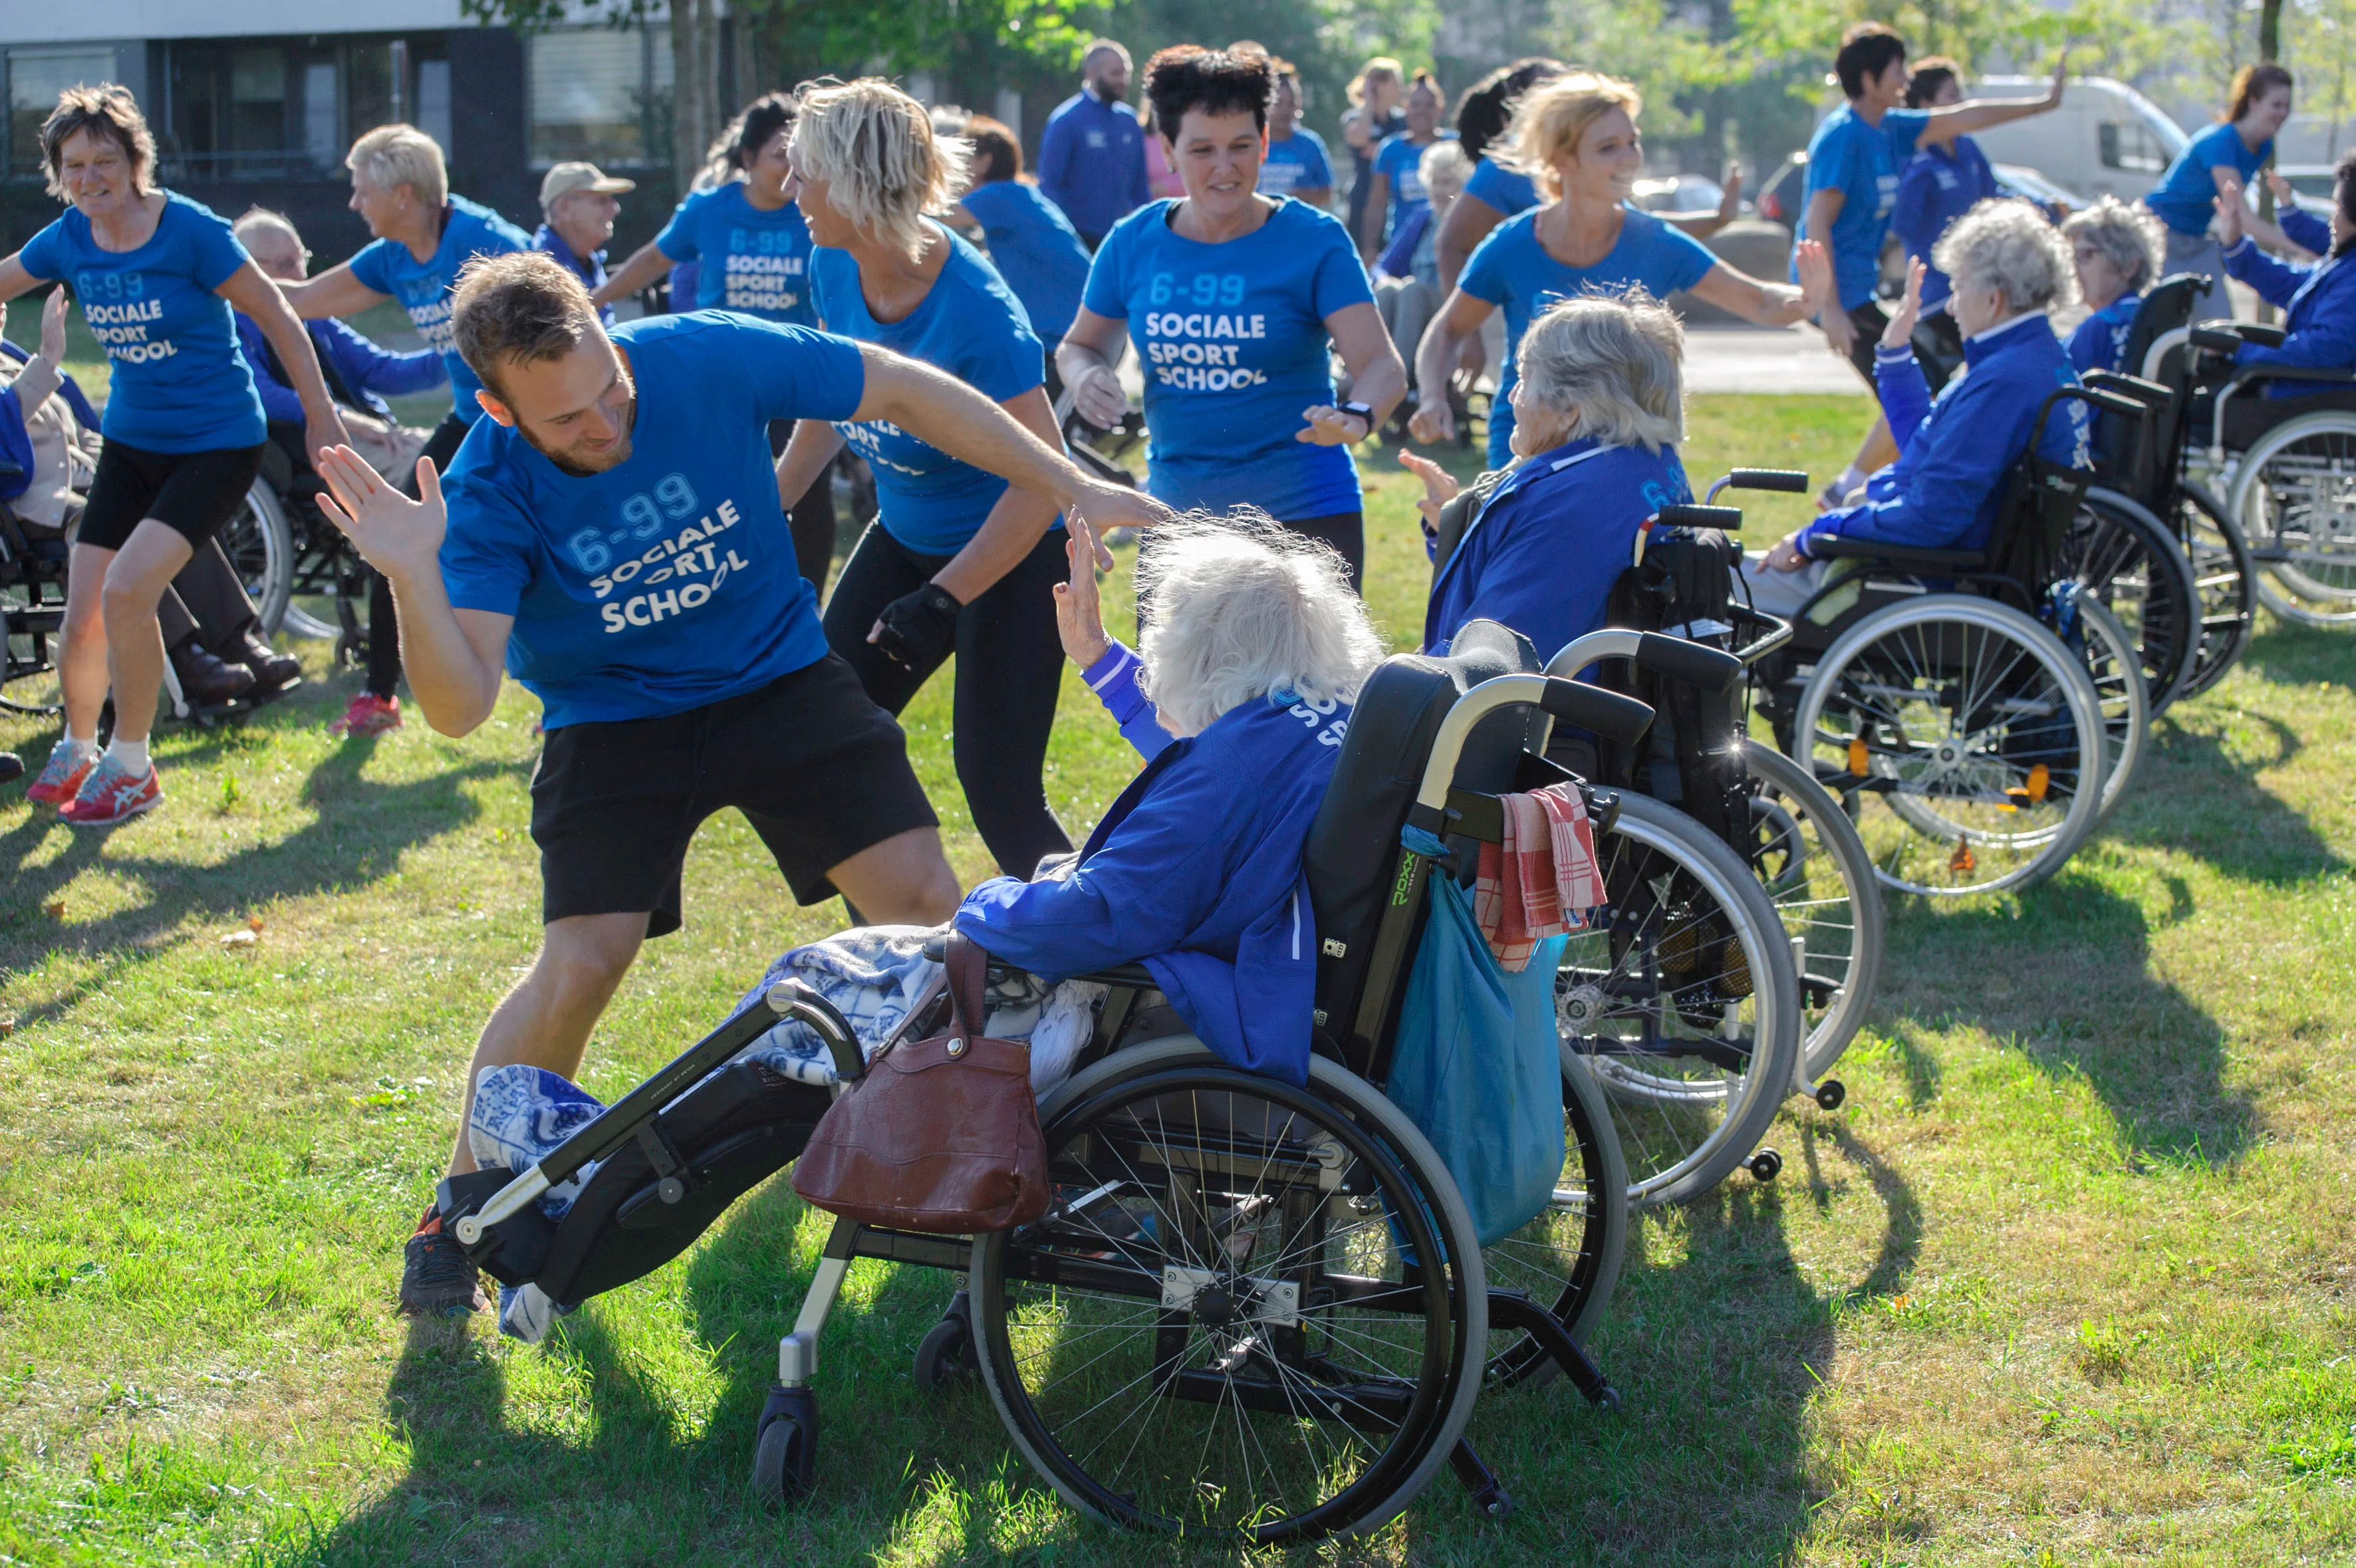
top-left (1058, 46), bottom-right (1408, 585)
top-left (2143, 62), bottom-right (2295, 322)
top-left (1, 83), bottom-right (348, 824)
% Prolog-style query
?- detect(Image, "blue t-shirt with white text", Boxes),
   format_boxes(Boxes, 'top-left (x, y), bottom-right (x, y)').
top-left (1796, 104), bottom-right (1930, 310)
top-left (436, 312), bottom-right (865, 729)
top-left (811, 224), bottom-right (1047, 555)
top-left (958, 179), bottom-right (1092, 344)
top-left (1259, 130), bottom-right (1334, 199)
top-left (656, 182), bottom-right (816, 325)
top-left (1460, 207), bottom-right (1717, 467)
top-left (19, 192), bottom-right (265, 452)
top-left (1464, 157), bottom-right (1540, 218)
top-left (1083, 197), bottom-right (1374, 519)
top-left (2147, 121), bottom-right (2272, 237)
top-left (1373, 132), bottom-right (1457, 241)
top-left (347, 194), bottom-right (532, 425)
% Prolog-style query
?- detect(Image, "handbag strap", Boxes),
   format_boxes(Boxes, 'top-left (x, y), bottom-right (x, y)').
top-left (943, 931), bottom-right (989, 1040)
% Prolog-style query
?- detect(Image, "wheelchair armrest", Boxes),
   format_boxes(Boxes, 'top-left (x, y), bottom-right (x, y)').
top-left (2236, 322), bottom-right (2290, 349)
top-left (1539, 677), bottom-right (1652, 745)
top-left (1805, 537), bottom-right (1988, 573)
top-left (2081, 370), bottom-right (2170, 408)
top-left (1633, 630), bottom-right (1744, 695)
top-left (1068, 962), bottom-right (1160, 989)
top-left (2224, 362), bottom-right (2356, 389)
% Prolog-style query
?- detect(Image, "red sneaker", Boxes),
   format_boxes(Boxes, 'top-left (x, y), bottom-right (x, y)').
top-left (60, 755), bottom-right (164, 827)
top-left (26, 746), bottom-right (95, 807)
top-left (328, 693), bottom-right (402, 737)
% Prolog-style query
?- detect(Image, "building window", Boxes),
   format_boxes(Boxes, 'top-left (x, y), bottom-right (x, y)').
top-left (8, 47), bottom-right (118, 176)
top-left (160, 37), bottom-right (448, 182)
top-left (529, 25), bottom-right (672, 168)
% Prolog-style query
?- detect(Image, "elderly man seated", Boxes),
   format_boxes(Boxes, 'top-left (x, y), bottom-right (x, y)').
top-left (1748, 199), bottom-right (2090, 618)
top-left (1396, 290), bottom-right (1692, 663)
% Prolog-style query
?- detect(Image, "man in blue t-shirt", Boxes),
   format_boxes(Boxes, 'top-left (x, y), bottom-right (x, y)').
top-left (1037, 41), bottom-right (1149, 248)
top-left (320, 253), bottom-right (1166, 1320)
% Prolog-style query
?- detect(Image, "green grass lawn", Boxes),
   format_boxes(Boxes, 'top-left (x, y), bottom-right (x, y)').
top-left (5, 395), bottom-right (2356, 1565)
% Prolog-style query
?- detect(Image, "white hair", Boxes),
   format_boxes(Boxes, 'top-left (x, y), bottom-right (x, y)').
top-left (1515, 289), bottom-right (1685, 452)
top-left (1418, 138), bottom-right (1471, 201)
top-left (1936, 197), bottom-right (2079, 315)
top-left (1136, 514), bottom-right (1384, 738)
top-left (346, 123), bottom-right (448, 208)
top-left (2062, 196), bottom-right (2166, 295)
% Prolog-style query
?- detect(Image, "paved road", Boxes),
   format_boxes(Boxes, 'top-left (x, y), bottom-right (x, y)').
top-left (1684, 324), bottom-right (1865, 396)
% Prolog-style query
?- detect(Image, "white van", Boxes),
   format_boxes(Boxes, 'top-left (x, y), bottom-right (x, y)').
top-left (1960, 76), bottom-right (2189, 203)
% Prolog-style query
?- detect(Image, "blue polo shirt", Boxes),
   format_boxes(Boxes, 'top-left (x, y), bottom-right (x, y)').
top-left (17, 191), bottom-right (265, 453)
top-left (2147, 121), bottom-right (2272, 237)
top-left (1260, 129), bottom-right (1334, 199)
top-left (958, 178), bottom-right (1093, 343)
top-left (348, 194), bottom-right (533, 425)
top-left (654, 182), bottom-right (815, 325)
top-left (1796, 103), bottom-right (1931, 310)
top-left (1464, 156), bottom-right (1540, 217)
top-left (1037, 90), bottom-right (1149, 239)
top-left (437, 313), bottom-right (864, 729)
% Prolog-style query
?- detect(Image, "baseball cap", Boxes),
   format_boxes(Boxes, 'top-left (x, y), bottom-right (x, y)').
top-left (539, 162), bottom-right (637, 208)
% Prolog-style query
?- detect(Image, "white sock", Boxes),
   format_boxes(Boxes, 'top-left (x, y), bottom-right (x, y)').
top-left (61, 733), bottom-right (97, 762)
top-left (104, 737), bottom-right (150, 774)
top-left (1833, 465), bottom-right (1865, 496)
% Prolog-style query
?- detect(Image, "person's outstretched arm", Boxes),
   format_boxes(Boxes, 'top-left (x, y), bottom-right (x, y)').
top-left (1918, 60), bottom-right (2067, 146)
top-left (276, 260), bottom-right (390, 321)
top-left (221, 262), bottom-right (351, 463)
top-left (593, 239), bottom-right (680, 310)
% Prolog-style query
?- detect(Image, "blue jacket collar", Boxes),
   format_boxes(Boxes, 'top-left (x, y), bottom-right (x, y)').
top-left (533, 223), bottom-right (604, 280)
top-left (1962, 311), bottom-right (2052, 367)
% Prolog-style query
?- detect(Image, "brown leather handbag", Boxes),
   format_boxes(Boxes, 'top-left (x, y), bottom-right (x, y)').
top-left (791, 932), bottom-right (1051, 1234)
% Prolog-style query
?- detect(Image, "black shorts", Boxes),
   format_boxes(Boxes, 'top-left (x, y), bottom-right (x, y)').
top-left (529, 654), bottom-right (939, 936)
top-left (78, 439), bottom-right (267, 553)
top-left (1839, 301), bottom-right (1891, 386)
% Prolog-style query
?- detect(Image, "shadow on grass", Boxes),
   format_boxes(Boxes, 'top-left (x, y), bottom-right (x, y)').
top-left (2109, 705), bottom-right (2346, 887)
top-left (2233, 618), bottom-right (2356, 692)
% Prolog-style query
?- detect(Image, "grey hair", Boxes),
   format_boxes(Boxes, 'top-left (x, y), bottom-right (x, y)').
top-left (1934, 197), bottom-right (2078, 315)
top-left (1418, 138), bottom-right (1472, 201)
top-left (793, 78), bottom-right (970, 262)
top-left (1515, 289), bottom-right (1685, 452)
top-left (1136, 513), bottom-right (1384, 737)
top-left (346, 123), bottom-right (448, 209)
top-left (2061, 196), bottom-right (2166, 294)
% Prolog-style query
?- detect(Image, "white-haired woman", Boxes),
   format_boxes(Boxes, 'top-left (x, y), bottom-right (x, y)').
top-left (280, 121), bottom-right (533, 739)
top-left (1399, 291), bottom-right (1691, 662)
top-left (2063, 197), bottom-right (2166, 374)
top-left (1754, 199), bottom-right (2090, 615)
top-left (773, 77), bottom-right (1075, 882)
top-left (956, 513), bottom-right (1381, 1082)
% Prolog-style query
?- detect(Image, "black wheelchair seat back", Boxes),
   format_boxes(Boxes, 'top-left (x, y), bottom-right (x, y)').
top-left (2125, 274), bottom-right (2204, 387)
top-left (1303, 618), bottom-right (1537, 1049)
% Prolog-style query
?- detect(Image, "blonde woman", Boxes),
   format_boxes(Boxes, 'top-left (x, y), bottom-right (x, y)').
top-left (1409, 71), bottom-right (1814, 468)
top-left (1342, 57), bottom-right (1407, 243)
top-left (773, 78), bottom-right (1076, 881)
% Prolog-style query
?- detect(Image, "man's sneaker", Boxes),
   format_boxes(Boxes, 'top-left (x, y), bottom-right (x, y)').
top-left (400, 1206), bottom-right (488, 1317)
top-left (60, 756), bottom-right (162, 827)
top-left (328, 692), bottom-right (402, 737)
top-left (27, 747), bottom-right (94, 807)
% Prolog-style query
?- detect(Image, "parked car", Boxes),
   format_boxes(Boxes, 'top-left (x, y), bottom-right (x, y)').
top-left (1992, 162), bottom-right (2086, 217)
top-left (1756, 151), bottom-right (1808, 228)
top-left (1632, 174), bottom-right (1732, 215)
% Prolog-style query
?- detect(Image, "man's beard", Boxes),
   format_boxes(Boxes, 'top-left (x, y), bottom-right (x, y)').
top-left (528, 386), bottom-right (638, 477)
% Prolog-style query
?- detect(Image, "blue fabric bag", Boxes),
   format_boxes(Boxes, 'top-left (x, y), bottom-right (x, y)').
top-left (1384, 827), bottom-right (1567, 1245)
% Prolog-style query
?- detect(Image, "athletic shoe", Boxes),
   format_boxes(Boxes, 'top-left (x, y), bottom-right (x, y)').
top-left (328, 693), bottom-right (402, 737)
top-left (60, 756), bottom-right (164, 828)
top-left (237, 634), bottom-right (304, 698)
top-left (0, 753), bottom-right (21, 787)
top-left (26, 747), bottom-right (94, 807)
top-left (170, 640), bottom-right (257, 706)
top-left (400, 1206), bottom-right (487, 1317)
top-left (1815, 480), bottom-right (1853, 513)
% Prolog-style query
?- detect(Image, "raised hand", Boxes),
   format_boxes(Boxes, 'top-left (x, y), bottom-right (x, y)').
top-left (37, 286), bottom-right (66, 365)
top-left (1296, 404), bottom-right (1369, 446)
top-left (1717, 158), bottom-right (1744, 222)
top-left (1068, 475), bottom-right (1172, 544)
top-left (1396, 449), bottom-right (1460, 535)
top-left (1053, 515), bottom-right (1113, 670)
top-left (1793, 239), bottom-right (1836, 318)
top-left (1883, 259), bottom-right (1925, 351)
top-left (315, 446), bottom-right (448, 587)
top-left (1408, 391), bottom-right (1457, 446)
top-left (2214, 180), bottom-right (2245, 248)
top-left (2044, 55), bottom-right (2069, 109)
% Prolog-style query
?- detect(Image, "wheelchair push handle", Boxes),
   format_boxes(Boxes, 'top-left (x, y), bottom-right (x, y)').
top-left (1652, 503), bottom-right (1745, 532)
top-left (1540, 676), bottom-right (1654, 743)
top-left (1543, 627), bottom-right (1743, 693)
top-left (1412, 674), bottom-right (1653, 813)
top-left (1712, 467), bottom-right (1810, 499)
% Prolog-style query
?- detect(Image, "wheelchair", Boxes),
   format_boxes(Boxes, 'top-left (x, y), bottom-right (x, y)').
top-left (1753, 384), bottom-right (2155, 896)
top-left (433, 622), bottom-right (1758, 1538)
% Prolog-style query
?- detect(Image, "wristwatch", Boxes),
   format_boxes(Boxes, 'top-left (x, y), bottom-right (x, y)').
top-left (1338, 400), bottom-right (1375, 440)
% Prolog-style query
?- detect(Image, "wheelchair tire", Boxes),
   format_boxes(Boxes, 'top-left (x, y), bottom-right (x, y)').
top-left (1558, 793), bottom-right (1804, 1208)
top-left (1797, 594), bottom-right (2107, 897)
top-left (216, 479), bottom-right (295, 638)
top-left (2072, 596), bottom-right (2150, 823)
top-left (1482, 1049), bottom-right (1629, 1389)
top-left (1734, 742), bottom-right (1885, 1087)
top-left (2174, 480), bottom-right (2257, 699)
top-left (970, 1037), bottom-right (1487, 1543)
top-left (2069, 489), bottom-right (2201, 713)
top-left (2228, 413), bottom-right (2356, 626)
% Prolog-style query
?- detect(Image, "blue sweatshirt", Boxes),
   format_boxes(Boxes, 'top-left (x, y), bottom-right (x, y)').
top-left (233, 313), bottom-right (447, 424)
top-left (1037, 90), bottom-right (1148, 239)
top-left (1890, 136), bottom-right (1997, 311)
top-left (1801, 313), bottom-right (2089, 557)
top-left (2224, 207), bottom-right (2356, 396)
top-left (2066, 292), bottom-right (2143, 375)
top-left (956, 679), bottom-right (1352, 1085)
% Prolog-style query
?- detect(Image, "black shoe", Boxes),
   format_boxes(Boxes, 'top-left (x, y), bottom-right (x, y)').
top-left (0, 752), bottom-right (21, 786)
top-left (236, 633), bottom-right (303, 697)
top-left (170, 640), bottom-right (257, 706)
top-left (400, 1208), bottom-right (489, 1317)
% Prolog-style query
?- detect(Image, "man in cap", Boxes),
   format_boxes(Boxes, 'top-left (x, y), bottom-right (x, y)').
top-left (533, 162), bottom-right (637, 324)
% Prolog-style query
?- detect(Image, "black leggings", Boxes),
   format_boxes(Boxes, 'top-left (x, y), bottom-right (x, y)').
top-left (769, 418), bottom-right (838, 592)
top-left (372, 411), bottom-right (472, 698)
top-left (823, 522), bottom-right (1071, 878)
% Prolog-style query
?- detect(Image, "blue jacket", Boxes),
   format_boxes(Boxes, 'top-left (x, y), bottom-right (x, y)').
top-left (1891, 136), bottom-right (1997, 311)
top-left (233, 313), bottom-right (448, 425)
top-left (2224, 209), bottom-right (2356, 396)
top-left (1424, 436), bottom-right (1690, 662)
top-left (956, 686), bottom-right (1351, 1085)
top-left (2067, 291), bottom-right (2143, 374)
top-left (1037, 90), bottom-right (1148, 238)
top-left (533, 224), bottom-right (614, 325)
top-left (1802, 315), bottom-right (2089, 557)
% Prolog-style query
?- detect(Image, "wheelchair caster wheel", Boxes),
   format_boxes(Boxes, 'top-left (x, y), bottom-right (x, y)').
top-left (1484, 1491), bottom-right (1517, 1520)
top-left (914, 1290), bottom-right (979, 1390)
top-left (1748, 1147), bottom-right (1783, 1183)
top-left (751, 1384), bottom-right (817, 1503)
top-left (1595, 1384), bottom-right (1623, 1414)
top-left (1814, 1079), bottom-right (1846, 1112)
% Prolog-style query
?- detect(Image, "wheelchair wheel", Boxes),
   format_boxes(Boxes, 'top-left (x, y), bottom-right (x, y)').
top-left (2230, 414), bottom-right (2356, 626)
top-left (1557, 793), bottom-right (1803, 1208)
top-left (1797, 595), bottom-right (2107, 897)
top-left (216, 479), bottom-right (295, 638)
top-left (2071, 596), bottom-right (2149, 823)
top-left (1482, 1051), bottom-right (1627, 1388)
top-left (2067, 491), bottom-right (2201, 712)
top-left (1734, 743), bottom-right (1884, 1087)
top-left (971, 1038), bottom-right (1486, 1542)
top-left (2174, 481), bottom-right (2257, 699)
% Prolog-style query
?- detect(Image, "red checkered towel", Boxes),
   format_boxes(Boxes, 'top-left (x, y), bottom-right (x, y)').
top-left (1474, 784), bottom-right (1607, 972)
